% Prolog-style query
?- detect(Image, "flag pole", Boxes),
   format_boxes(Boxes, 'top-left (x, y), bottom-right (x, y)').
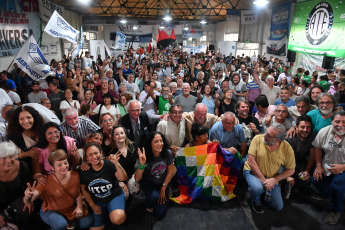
top-left (37, 30), bottom-right (45, 46)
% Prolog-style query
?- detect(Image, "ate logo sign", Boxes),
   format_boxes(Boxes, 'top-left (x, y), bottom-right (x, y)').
top-left (305, 1), bottom-right (334, 45)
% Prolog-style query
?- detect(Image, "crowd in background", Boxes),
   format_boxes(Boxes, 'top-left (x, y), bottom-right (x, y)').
top-left (0, 47), bottom-right (345, 229)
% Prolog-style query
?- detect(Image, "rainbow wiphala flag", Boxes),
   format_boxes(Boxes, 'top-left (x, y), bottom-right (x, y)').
top-left (171, 143), bottom-right (243, 204)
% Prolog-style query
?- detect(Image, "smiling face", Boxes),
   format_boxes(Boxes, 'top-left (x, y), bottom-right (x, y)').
top-left (88, 134), bottom-right (103, 145)
top-left (19, 111), bottom-right (34, 131)
top-left (85, 145), bottom-right (103, 166)
top-left (113, 127), bottom-right (126, 144)
top-left (296, 101), bottom-right (308, 115)
top-left (318, 95), bottom-right (333, 115)
top-left (151, 134), bottom-right (164, 155)
top-left (311, 87), bottom-right (322, 102)
top-left (45, 126), bottom-right (61, 144)
top-left (0, 155), bottom-right (16, 171)
top-left (65, 112), bottom-right (79, 129)
top-left (237, 101), bottom-right (250, 118)
top-left (332, 115), bottom-right (345, 136)
top-left (52, 159), bottom-right (69, 176)
top-left (296, 121), bottom-right (311, 139)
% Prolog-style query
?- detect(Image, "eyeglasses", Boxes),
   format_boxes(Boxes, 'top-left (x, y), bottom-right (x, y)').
top-left (102, 119), bottom-right (114, 123)
top-left (264, 133), bottom-right (276, 140)
top-left (47, 130), bottom-right (61, 136)
top-left (43, 102), bottom-right (51, 105)
top-left (0, 156), bottom-right (16, 161)
top-left (319, 101), bottom-right (333, 106)
top-left (171, 111), bottom-right (182, 115)
top-left (275, 110), bottom-right (288, 114)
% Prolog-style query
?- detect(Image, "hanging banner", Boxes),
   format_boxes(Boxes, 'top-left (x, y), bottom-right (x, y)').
top-left (182, 30), bottom-right (203, 39)
top-left (241, 10), bottom-right (258, 24)
top-left (267, 2), bottom-right (291, 56)
top-left (270, 2), bottom-right (291, 41)
top-left (44, 10), bottom-right (79, 43)
top-left (14, 35), bottom-right (54, 80)
top-left (296, 53), bottom-right (345, 75)
top-left (182, 45), bottom-right (207, 54)
top-left (0, 0), bottom-right (40, 57)
top-left (288, 0), bottom-right (345, 57)
top-left (38, 0), bottom-right (65, 22)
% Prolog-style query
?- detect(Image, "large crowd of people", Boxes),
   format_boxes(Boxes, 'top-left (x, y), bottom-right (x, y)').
top-left (0, 48), bottom-right (345, 229)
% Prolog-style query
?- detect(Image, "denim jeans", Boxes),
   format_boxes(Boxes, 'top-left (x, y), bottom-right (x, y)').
top-left (312, 172), bottom-right (345, 212)
top-left (140, 179), bottom-right (169, 220)
top-left (40, 208), bottom-right (93, 230)
top-left (243, 170), bottom-right (284, 211)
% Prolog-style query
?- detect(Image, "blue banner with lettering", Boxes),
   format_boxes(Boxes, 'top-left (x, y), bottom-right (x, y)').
top-left (269, 2), bottom-right (291, 41)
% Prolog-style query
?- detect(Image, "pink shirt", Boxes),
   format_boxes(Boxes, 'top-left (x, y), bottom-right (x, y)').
top-left (37, 136), bottom-right (75, 175)
top-left (255, 105), bottom-right (276, 121)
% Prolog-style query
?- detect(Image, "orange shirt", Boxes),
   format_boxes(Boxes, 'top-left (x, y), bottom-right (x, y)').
top-left (36, 171), bottom-right (80, 212)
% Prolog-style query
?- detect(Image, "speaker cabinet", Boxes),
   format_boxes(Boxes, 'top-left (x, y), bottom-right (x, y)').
top-left (287, 51), bottom-right (296, 62)
top-left (322, 56), bottom-right (335, 69)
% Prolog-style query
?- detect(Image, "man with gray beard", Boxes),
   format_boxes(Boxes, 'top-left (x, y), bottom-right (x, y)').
top-left (307, 93), bottom-right (337, 134)
top-left (312, 110), bottom-right (345, 225)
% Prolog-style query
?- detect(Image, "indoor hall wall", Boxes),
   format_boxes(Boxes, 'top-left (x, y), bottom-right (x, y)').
top-left (0, 10), bottom-right (82, 73)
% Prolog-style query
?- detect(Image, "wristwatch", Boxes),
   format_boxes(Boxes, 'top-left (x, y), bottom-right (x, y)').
top-left (162, 183), bottom-right (167, 187)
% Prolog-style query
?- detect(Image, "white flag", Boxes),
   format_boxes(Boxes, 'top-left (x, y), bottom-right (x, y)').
top-left (13, 35), bottom-right (54, 81)
top-left (44, 10), bottom-right (79, 43)
top-left (71, 25), bottom-right (83, 59)
top-left (103, 40), bottom-right (112, 57)
top-left (112, 31), bottom-right (126, 50)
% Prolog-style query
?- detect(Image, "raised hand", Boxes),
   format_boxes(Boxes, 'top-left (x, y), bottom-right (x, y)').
top-left (138, 148), bottom-right (146, 166)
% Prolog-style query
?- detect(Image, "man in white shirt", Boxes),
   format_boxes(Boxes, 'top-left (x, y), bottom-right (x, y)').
top-left (81, 51), bottom-right (92, 70)
top-left (277, 66), bottom-right (293, 83)
top-left (0, 82), bottom-right (21, 106)
top-left (139, 81), bottom-right (160, 115)
top-left (120, 73), bottom-right (140, 100)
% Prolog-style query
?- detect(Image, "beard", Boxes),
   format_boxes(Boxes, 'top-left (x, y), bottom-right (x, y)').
top-left (264, 140), bottom-right (276, 146)
top-left (333, 127), bottom-right (345, 136)
top-left (319, 108), bottom-right (333, 115)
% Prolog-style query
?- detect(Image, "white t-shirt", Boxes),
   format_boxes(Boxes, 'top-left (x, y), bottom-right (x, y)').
top-left (60, 100), bottom-right (81, 111)
top-left (82, 57), bottom-right (92, 70)
top-left (8, 91), bottom-right (21, 104)
top-left (93, 104), bottom-right (120, 123)
top-left (123, 80), bottom-right (140, 100)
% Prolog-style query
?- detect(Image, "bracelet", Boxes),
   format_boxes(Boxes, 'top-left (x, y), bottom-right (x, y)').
top-left (138, 163), bottom-right (148, 170)
top-left (162, 183), bottom-right (167, 187)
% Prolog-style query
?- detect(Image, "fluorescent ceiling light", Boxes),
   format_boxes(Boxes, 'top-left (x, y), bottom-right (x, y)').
top-left (253, 0), bottom-right (269, 5)
top-left (163, 10), bottom-right (172, 21)
top-left (200, 19), bottom-right (207, 24)
top-left (184, 25), bottom-right (189, 30)
top-left (159, 24), bottom-right (165, 29)
top-left (133, 25), bottom-right (138, 30)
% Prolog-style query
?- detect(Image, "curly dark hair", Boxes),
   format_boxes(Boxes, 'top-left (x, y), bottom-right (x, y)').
top-left (37, 122), bottom-right (68, 153)
top-left (7, 106), bottom-right (45, 137)
top-left (143, 132), bottom-right (170, 162)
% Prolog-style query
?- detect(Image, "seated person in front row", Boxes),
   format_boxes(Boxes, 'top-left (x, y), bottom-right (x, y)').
top-left (243, 123), bottom-right (295, 213)
top-left (185, 123), bottom-right (211, 147)
top-left (285, 115), bottom-right (316, 196)
top-left (209, 112), bottom-right (247, 158)
top-left (312, 110), bottom-right (345, 225)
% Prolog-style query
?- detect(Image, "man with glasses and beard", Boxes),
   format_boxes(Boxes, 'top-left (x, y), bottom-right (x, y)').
top-left (157, 103), bottom-right (185, 156)
top-left (243, 123), bottom-right (295, 213)
top-left (307, 93), bottom-right (336, 133)
top-left (312, 110), bottom-right (345, 225)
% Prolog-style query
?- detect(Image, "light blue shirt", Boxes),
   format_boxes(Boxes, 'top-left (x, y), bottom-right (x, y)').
top-left (275, 98), bottom-right (296, 107)
top-left (209, 121), bottom-right (246, 148)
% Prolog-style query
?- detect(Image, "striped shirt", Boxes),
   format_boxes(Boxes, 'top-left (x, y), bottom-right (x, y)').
top-left (247, 80), bottom-right (261, 102)
top-left (61, 117), bottom-right (100, 148)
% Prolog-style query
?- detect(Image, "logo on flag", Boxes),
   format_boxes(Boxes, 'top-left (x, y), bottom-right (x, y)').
top-left (28, 43), bottom-right (48, 65)
top-left (44, 10), bottom-right (79, 43)
top-left (14, 35), bottom-right (54, 80)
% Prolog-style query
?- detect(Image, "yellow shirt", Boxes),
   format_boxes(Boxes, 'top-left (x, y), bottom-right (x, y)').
top-left (244, 135), bottom-right (295, 178)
